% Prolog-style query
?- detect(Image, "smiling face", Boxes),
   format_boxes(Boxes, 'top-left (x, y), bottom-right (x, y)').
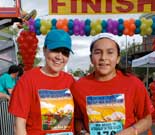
top-left (43, 47), bottom-right (70, 76)
top-left (90, 38), bottom-right (120, 81)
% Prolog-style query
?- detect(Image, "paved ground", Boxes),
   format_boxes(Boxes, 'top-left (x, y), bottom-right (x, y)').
top-left (141, 123), bottom-right (155, 135)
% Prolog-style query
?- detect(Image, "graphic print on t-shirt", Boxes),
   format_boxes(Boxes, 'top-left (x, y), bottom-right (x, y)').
top-left (39, 89), bottom-right (74, 133)
top-left (86, 94), bottom-right (125, 135)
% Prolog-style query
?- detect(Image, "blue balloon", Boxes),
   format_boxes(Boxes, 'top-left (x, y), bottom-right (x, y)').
top-left (68, 19), bottom-right (74, 29)
top-left (118, 24), bottom-right (124, 31)
top-left (135, 20), bottom-right (141, 27)
top-left (101, 20), bottom-right (107, 28)
top-left (152, 23), bottom-right (155, 29)
top-left (152, 31), bottom-right (155, 35)
top-left (118, 18), bottom-right (124, 24)
top-left (85, 19), bottom-right (91, 25)
top-left (152, 16), bottom-right (155, 22)
top-left (135, 28), bottom-right (141, 34)
top-left (84, 25), bottom-right (91, 33)
top-left (51, 19), bottom-right (57, 26)
top-left (35, 29), bottom-right (41, 35)
top-left (68, 29), bottom-right (73, 35)
top-left (34, 19), bottom-right (41, 28)
top-left (102, 29), bottom-right (107, 33)
top-left (118, 32), bottom-right (123, 36)
top-left (51, 26), bottom-right (56, 30)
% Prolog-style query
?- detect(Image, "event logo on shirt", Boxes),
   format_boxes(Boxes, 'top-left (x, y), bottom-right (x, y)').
top-left (86, 94), bottom-right (125, 135)
top-left (39, 89), bottom-right (74, 134)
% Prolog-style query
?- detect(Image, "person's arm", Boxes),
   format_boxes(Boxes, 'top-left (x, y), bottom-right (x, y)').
top-left (116, 114), bottom-right (152, 135)
top-left (0, 92), bottom-right (10, 100)
top-left (15, 117), bottom-right (27, 135)
top-left (75, 119), bottom-right (90, 135)
top-left (7, 88), bottom-right (13, 95)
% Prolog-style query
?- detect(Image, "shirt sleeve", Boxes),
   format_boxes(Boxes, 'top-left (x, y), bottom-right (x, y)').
top-left (5, 74), bottom-right (15, 89)
top-left (9, 74), bottom-right (32, 119)
top-left (134, 79), bottom-right (154, 119)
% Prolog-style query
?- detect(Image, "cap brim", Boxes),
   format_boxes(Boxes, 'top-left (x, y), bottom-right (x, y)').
top-left (47, 44), bottom-right (74, 54)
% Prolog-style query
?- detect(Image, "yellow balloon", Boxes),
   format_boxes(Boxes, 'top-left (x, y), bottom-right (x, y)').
top-left (90, 29), bottom-right (96, 36)
top-left (96, 25), bottom-right (102, 33)
top-left (40, 26), bottom-right (47, 35)
top-left (91, 21), bottom-right (96, 28)
top-left (147, 19), bottom-right (153, 26)
top-left (147, 27), bottom-right (152, 35)
top-left (46, 20), bottom-right (52, 29)
top-left (41, 20), bottom-right (46, 26)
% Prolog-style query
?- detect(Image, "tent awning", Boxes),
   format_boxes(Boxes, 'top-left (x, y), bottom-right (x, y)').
top-left (132, 51), bottom-right (155, 67)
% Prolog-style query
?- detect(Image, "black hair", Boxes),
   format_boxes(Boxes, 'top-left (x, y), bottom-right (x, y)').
top-left (8, 64), bottom-right (19, 74)
top-left (90, 38), bottom-right (131, 75)
top-left (18, 63), bottom-right (24, 77)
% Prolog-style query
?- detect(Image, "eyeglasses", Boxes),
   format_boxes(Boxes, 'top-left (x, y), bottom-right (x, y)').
top-left (49, 47), bottom-right (70, 57)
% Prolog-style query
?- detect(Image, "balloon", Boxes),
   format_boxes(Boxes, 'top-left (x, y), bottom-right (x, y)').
top-left (17, 36), bottom-right (24, 44)
top-left (135, 19), bottom-right (141, 27)
top-left (118, 18), bottom-right (124, 24)
top-left (95, 25), bottom-right (102, 33)
top-left (68, 19), bottom-right (74, 29)
top-left (152, 16), bottom-right (155, 22)
top-left (84, 25), bottom-right (91, 33)
top-left (40, 26), bottom-right (47, 35)
top-left (46, 20), bottom-right (52, 29)
top-left (152, 23), bottom-right (155, 29)
top-left (52, 18), bottom-right (57, 26)
top-left (101, 20), bottom-right (107, 28)
top-left (90, 29), bottom-right (96, 36)
top-left (118, 24), bottom-right (124, 31)
top-left (34, 19), bottom-right (41, 28)
top-left (68, 29), bottom-right (73, 35)
top-left (135, 28), bottom-right (141, 34)
top-left (41, 19), bottom-right (46, 26)
top-left (85, 19), bottom-right (91, 25)
top-left (35, 29), bottom-right (41, 35)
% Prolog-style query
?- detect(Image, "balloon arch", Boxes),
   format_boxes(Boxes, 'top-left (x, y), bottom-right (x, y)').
top-left (17, 17), bottom-right (155, 70)
top-left (23, 17), bottom-right (155, 36)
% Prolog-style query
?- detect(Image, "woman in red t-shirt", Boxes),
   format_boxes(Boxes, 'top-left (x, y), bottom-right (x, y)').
top-left (71, 33), bottom-right (154, 135)
top-left (9, 30), bottom-right (75, 135)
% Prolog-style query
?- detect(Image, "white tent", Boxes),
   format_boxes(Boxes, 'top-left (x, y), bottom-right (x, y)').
top-left (132, 51), bottom-right (155, 89)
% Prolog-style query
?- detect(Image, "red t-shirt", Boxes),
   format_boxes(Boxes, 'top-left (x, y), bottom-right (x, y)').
top-left (149, 81), bottom-right (155, 93)
top-left (9, 67), bottom-right (75, 135)
top-left (71, 70), bottom-right (154, 133)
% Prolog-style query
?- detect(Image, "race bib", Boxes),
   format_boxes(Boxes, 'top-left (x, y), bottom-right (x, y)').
top-left (46, 132), bottom-right (73, 135)
top-left (89, 121), bottom-right (123, 135)
top-left (86, 94), bottom-right (125, 135)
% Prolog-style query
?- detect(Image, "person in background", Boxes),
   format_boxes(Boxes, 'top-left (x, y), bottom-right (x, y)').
top-left (9, 29), bottom-right (75, 135)
top-left (71, 33), bottom-right (154, 135)
top-left (17, 63), bottom-right (24, 78)
top-left (0, 64), bottom-right (19, 135)
top-left (0, 64), bottom-right (19, 100)
top-left (149, 72), bottom-right (155, 98)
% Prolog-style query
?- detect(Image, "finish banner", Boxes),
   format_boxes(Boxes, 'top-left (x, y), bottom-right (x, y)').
top-left (49, 0), bottom-right (155, 15)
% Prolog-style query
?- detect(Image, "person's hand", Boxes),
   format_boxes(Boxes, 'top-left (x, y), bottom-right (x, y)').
top-left (115, 127), bottom-right (135, 135)
top-left (84, 133), bottom-right (90, 135)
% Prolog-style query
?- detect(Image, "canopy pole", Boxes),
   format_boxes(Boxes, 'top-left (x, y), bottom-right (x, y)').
top-left (146, 64), bottom-right (149, 90)
top-left (125, 36), bottom-right (128, 69)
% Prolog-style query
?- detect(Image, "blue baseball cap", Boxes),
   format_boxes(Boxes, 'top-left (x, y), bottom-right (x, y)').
top-left (44, 29), bottom-right (73, 53)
